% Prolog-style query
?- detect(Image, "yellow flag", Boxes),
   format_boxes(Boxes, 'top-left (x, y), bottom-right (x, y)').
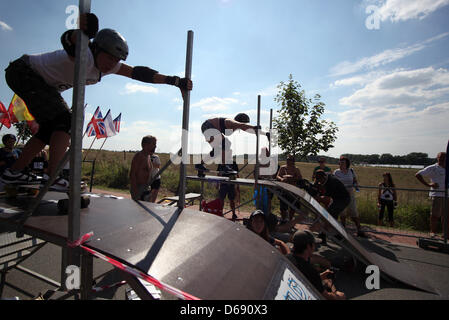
top-left (9, 94), bottom-right (35, 122)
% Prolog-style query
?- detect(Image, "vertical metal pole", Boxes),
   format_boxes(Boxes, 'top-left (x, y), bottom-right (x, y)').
top-left (177, 31), bottom-right (194, 209)
top-left (67, 0), bottom-right (91, 289)
top-left (444, 140), bottom-right (449, 244)
top-left (269, 108), bottom-right (273, 155)
top-left (255, 95), bottom-right (261, 209)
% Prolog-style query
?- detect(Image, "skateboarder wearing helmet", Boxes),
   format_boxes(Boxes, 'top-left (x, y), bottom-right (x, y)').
top-left (1, 13), bottom-right (192, 190)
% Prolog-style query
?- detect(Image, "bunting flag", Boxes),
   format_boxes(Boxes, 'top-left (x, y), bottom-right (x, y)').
top-left (102, 110), bottom-right (117, 137)
top-left (0, 100), bottom-right (11, 129)
top-left (113, 113), bottom-right (121, 133)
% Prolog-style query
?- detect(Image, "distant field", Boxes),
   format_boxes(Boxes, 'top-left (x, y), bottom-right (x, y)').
top-left (83, 150), bottom-right (435, 232)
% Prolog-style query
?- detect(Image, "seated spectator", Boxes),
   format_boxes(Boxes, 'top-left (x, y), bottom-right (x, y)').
top-left (287, 230), bottom-right (346, 300)
top-left (247, 210), bottom-right (290, 255)
top-left (0, 134), bottom-right (21, 175)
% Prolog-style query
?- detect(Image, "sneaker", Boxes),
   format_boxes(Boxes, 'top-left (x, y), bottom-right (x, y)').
top-left (0, 168), bottom-right (40, 185)
top-left (49, 178), bottom-right (69, 192)
top-left (39, 174), bottom-right (50, 185)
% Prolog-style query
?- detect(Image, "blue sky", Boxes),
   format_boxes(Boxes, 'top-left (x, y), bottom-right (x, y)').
top-left (1, 0), bottom-right (448, 159)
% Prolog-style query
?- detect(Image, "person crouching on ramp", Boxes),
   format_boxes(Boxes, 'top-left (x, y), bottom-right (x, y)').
top-left (196, 113), bottom-right (268, 173)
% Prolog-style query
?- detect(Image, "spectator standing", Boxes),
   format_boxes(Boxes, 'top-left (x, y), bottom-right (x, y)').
top-left (277, 154), bottom-right (302, 222)
top-left (377, 172), bottom-right (397, 227)
top-left (333, 156), bottom-right (366, 237)
top-left (312, 157), bottom-right (331, 182)
top-left (217, 161), bottom-right (239, 220)
top-left (415, 152), bottom-right (448, 238)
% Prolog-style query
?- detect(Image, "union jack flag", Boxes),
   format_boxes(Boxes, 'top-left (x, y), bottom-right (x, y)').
top-left (85, 106), bottom-right (104, 138)
top-left (113, 113), bottom-right (121, 133)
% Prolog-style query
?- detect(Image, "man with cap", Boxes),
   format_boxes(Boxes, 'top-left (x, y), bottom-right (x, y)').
top-left (196, 113), bottom-right (269, 173)
top-left (287, 230), bottom-right (346, 300)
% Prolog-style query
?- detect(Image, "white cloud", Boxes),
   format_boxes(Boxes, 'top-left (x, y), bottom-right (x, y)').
top-left (329, 32), bottom-right (449, 77)
top-left (120, 83), bottom-right (159, 95)
top-left (330, 102), bottom-right (449, 157)
top-left (0, 21), bottom-right (12, 31)
top-left (191, 96), bottom-right (239, 112)
top-left (378, 0), bottom-right (449, 22)
top-left (339, 67), bottom-right (449, 108)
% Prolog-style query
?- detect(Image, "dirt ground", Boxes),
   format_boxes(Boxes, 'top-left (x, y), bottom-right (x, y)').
top-left (91, 188), bottom-right (440, 248)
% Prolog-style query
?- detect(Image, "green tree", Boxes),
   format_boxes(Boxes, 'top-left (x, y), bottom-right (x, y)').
top-left (13, 122), bottom-right (33, 144)
top-left (273, 75), bottom-right (338, 160)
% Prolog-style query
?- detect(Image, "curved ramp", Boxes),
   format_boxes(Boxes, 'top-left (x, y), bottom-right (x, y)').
top-left (0, 192), bottom-right (322, 300)
top-left (187, 175), bottom-right (440, 296)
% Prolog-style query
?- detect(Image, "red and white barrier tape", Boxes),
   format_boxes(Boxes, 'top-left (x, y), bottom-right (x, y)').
top-left (68, 232), bottom-right (200, 300)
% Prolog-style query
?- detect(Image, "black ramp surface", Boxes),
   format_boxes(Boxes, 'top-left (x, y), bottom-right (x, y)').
top-left (186, 176), bottom-right (439, 296)
top-left (1, 193), bottom-right (180, 266)
top-left (146, 208), bottom-right (322, 300)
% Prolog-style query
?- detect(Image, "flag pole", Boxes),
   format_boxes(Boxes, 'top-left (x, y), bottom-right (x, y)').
top-left (93, 137), bottom-right (108, 162)
top-left (83, 137), bottom-right (97, 161)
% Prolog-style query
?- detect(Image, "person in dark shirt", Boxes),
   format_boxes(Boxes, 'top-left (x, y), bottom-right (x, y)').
top-left (287, 230), bottom-right (345, 300)
top-left (217, 161), bottom-right (240, 220)
top-left (312, 170), bottom-right (351, 244)
top-left (0, 134), bottom-right (21, 175)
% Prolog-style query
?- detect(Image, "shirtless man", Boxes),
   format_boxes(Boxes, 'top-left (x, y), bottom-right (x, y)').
top-left (130, 135), bottom-right (157, 201)
top-left (196, 113), bottom-right (269, 173)
top-left (277, 154), bottom-right (302, 222)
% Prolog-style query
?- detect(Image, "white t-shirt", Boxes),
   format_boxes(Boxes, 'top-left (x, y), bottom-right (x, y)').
top-left (416, 163), bottom-right (447, 197)
top-left (150, 154), bottom-right (161, 181)
top-left (333, 169), bottom-right (356, 192)
top-left (29, 49), bottom-right (121, 92)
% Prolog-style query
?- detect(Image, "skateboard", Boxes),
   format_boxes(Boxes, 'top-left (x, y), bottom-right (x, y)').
top-left (3, 182), bottom-right (90, 215)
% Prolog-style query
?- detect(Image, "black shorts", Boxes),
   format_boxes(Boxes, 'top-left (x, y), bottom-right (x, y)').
top-left (150, 178), bottom-right (161, 190)
top-left (5, 55), bottom-right (71, 144)
top-left (219, 183), bottom-right (236, 201)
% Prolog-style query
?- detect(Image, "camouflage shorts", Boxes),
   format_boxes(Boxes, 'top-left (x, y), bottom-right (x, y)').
top-left (5, 55), bottom-right (71, 144)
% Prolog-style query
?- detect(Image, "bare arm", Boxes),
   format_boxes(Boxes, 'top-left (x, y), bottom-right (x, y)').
top-left (274, 239), bottom-right (290, 255)
top-left (224, 119), bottom-right (257, 132)
top-left (415, 173), bottom-right (438, 189)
